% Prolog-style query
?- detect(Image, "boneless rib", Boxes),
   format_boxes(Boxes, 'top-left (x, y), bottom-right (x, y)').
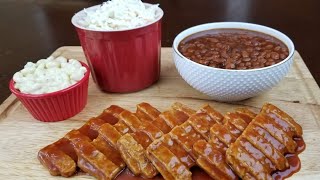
top-left (38, 102), bottom-right (194, 179)
top-left (116, 102), bottom-right (194, 178)
top-left (226, 103), bottom-right (303, 180)
top-left (146, 104), bottom-right (234, 180)
top-left (38, 103), bottom-right (304, 180)
top-left (38, 105), bottom-right (126, 178)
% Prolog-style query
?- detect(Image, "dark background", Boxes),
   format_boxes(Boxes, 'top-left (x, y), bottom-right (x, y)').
top-left (1, 0), bottom-right (319, 103)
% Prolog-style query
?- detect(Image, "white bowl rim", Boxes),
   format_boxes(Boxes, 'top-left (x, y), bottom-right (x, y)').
top-left (71, 3), bottom-right (164, 32)
top-left (173, 22), bottom-right (295, 72)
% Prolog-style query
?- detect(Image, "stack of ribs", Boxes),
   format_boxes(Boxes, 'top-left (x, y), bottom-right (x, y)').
top-left (38, 102), bottom-right (304, 180)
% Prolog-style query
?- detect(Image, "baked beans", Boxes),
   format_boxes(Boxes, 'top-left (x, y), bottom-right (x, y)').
top-left (178, 29), bottom-right (289, 70)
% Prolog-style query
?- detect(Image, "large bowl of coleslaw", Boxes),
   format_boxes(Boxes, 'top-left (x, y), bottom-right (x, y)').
top-left (71, 0), bottom-right (164, 93)
top-left (9, 57), bottom-right (90, 122)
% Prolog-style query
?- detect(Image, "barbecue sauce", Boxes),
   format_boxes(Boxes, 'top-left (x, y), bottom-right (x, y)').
top-left (104, 137), bottom-right (306, 180)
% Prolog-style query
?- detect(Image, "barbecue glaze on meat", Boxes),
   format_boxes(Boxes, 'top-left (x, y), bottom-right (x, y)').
top-left (38, 103), bottom-right (304, 180)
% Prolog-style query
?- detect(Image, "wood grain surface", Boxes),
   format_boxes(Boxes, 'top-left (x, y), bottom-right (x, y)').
top-left (0, 47), bottom-right (319, 180)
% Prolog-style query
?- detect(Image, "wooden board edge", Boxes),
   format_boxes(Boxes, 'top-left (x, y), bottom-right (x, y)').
top-left (0, 94), bottom-right (19, 121)
top-left (294, 51), bottom-right (320, 104)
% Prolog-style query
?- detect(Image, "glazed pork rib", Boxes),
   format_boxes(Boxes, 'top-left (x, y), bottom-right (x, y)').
top-left (192, 104), bottom-right (303, 180)
top-left (38, 105), bottom-right (127, 178)
top-left (147, 105), bottom-right (256, 180)
top-left (146, 104), bottom-right (234, 180)
top-left (116, 102), bottom-right (195, 178)
top-left (39, 102), bottom-right (165, 179)
top-left (38, 102), bottom-right (195, 179)
top-left (87, 103), bottom-right (165, 179)
top-left (226, 104), bottom-right (303, 180)
top-left (38, 102), bottom-right (304, 180)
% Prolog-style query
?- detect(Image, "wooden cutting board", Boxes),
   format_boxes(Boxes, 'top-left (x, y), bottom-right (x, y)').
top-left (0, 47), bottom-right (319, 180)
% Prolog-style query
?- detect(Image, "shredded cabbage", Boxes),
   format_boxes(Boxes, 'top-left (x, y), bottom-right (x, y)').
top-left (79, 0), bottom-right (159, 30)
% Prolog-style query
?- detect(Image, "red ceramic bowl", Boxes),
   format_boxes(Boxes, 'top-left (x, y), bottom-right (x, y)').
top-left (9, 61), bottom-right (90, 122)
top-left (71, 4), bottom-right (163, 93)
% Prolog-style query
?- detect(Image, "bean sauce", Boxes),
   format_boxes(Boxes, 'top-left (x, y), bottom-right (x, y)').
top-left (178, 29), bottom-right (289, 70)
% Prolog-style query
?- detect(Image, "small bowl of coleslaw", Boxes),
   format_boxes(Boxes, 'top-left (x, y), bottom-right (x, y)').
top-left (9, 56), bottom-right (90, 122)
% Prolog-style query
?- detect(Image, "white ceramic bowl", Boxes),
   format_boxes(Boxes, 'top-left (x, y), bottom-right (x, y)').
top-left (173, 22), bottom-right (295, 102)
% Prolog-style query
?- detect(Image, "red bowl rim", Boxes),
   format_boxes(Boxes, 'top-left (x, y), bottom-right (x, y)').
top-left (9, 61), bottom-right (90, 99)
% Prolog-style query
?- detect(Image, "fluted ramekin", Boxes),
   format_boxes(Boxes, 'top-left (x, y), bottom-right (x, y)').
top-left (9, 61), bottom-right (90, 122)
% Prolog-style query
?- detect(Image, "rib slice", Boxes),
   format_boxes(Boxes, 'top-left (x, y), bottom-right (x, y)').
top-left (146, 142), bottom-right (176, 180)
top-left (237, 137), bottom-right (275, 173)
top-left (136, 102), bottom-right (161, 122)
top-left (111, 104), bottom-right (162, 178)
top-left (241, 124), bottom-right (289, 170)
top-left (226, 153), bottom-right (250, 178)
top-left (153, 109), bottom-right (190, 134)
top-left (171, 102), bottom-right (196, 117)
top-left (188, 113), bottom-right (216, 140)
top-left (261, 103), bottom-right (302, 136)
top-left (90, 102), bottom-right (163, 179)
top-left (65, 130), bottom-right (121, 180)
top-left (97, 105), bottom-right (125, 124)
top-left (226, 103), bottom-right (303, 180)
top-left (119, 110), bottom-right (144, 131)
top-left (170, 121), bottom-right (204, 159)
top-left (235, 108), bottom-right (257, 124)
top-left (194, 104), bottom-right (303, 180)
top-left (253, 125), bottom-right (286, 153)
top-left (139, 120), bottom-right (164, 141)
top-left (159, 111), bottom-right (183, 129)
top-left (78, 118), bottom-right (107, 140)
top-left (38, 143), bottom-right (76, 177)
top-left (224, 112), bottom-right (249, 132)
top-left (210, 123), bottom-right (237, 147)
top-left (147, 133), bottom-right (196, 170)
top-left (227, 141), bottom-right (273, 180)
top-left (116, 103), bottom-right (193, 178)
top-left (253, 114), bottom-right (297, 153)
top-left (193, 140), bottom-right (237, 180)
top-left (198, 104), bottom-right (224, 124)
top-left (147, 105), bottom-right (222, 180)
top-left (117, 134), bottom-right (157, 178)
top-left (147, 141), bottom-right (192, 180)
top-left (152, 113), bottom-right (172, 134)
top-left (114, 121), bottom-right (132, 135)
top-left (92, 123), bottom-right (125, 168)
top-left (117, 131), bottom-right (157, 178)
top-left (38, 105), bottom-right (125, 177)
top-left (38, 103), bottom-right (304, 180)
top-left (208, 133), bottom-right (228, 153)
top-left (194, 108), bottom-right (256, 180)
top-left (160, 134), bottom-right (195, 168)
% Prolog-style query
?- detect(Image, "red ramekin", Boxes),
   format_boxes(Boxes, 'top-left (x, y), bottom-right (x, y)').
top-left (71, 4), bottom-right (163, 93)
top-left (9, 61), bottom-right (90, 122)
